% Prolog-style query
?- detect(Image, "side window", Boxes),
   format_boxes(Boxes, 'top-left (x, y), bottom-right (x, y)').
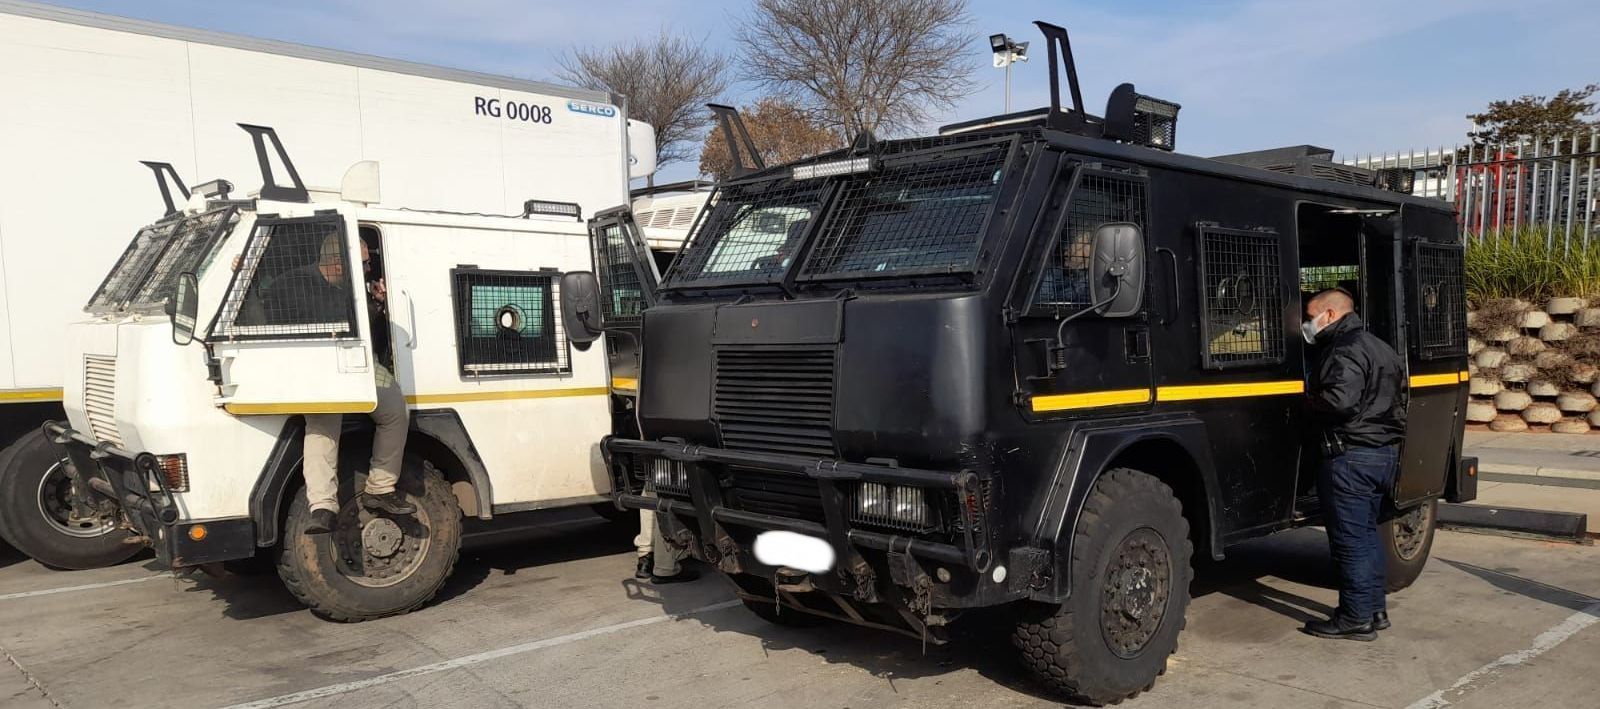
top-left (450, 269), bottom-right (570, 376)
top-left (1197, 225), bottom-right (1285, 369)
top-left (212, 216), bottom-right (357, 340)
top-left (594, 221), bottom-right (645, 326)
top-left (1033, 168), bottom-right (1147, 311)
top-left (1414, 241), bottom-right (1466, 360)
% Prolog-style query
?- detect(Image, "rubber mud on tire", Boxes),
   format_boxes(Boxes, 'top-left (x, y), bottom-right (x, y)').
top-left (1381, 498), bottom-right (1436, 593)
top-left (1011, 468), bottom-right (1193, 706)
top-left (275, 456), bottom-right (461, 622)
top-left (0, 429), bottom-right (140, 570)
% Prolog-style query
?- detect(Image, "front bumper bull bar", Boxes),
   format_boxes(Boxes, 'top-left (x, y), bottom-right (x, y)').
top-left (44, 421), bottom-right (178, 530)
top-left (604, 437), bottom-right (993, 574)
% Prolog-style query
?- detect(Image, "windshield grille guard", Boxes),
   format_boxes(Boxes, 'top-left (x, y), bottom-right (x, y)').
top-left (85, 206), bottom-right (239, 314)
top-left (798, 138), bottom-right (1018, 282)
top-left (661, 135), bottom-right (1022, 290)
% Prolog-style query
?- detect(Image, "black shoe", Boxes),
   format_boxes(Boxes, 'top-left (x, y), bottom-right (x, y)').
top-left (650, 567), bottom-right (700, 585)
top-left (304, 509), bottom-right (337, 535)
top-left (361, 490), bottom-right (416, 515)
top-left (635, 554), bottom-right (654, 580)
top-left (1302, 615), bottom-right (1378, 642)
top-left (1372, 611), bottom-right (1391, 631)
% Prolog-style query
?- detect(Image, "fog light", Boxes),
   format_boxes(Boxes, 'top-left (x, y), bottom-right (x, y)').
top-left (936, 567), bottom-right (951, 583)
top-left (650, 458), bottom-right (689, 493)
top-left (852, 482), bottom-right (933, 532)
top-left (188, 525), bottom-right (206, 542)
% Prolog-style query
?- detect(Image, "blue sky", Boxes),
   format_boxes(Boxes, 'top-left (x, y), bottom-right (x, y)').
top-left (43, 0), bottom-right (1599, 182)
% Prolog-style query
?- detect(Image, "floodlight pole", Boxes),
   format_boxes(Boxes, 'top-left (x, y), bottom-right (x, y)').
top-left (1004, 62), bottom-right (1012, 114)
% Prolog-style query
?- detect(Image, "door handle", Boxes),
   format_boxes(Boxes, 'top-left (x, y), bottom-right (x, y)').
top-left (402, 289), bottom-right (417, 349)
top-left (1125, 327), bottom-right (1150, 363)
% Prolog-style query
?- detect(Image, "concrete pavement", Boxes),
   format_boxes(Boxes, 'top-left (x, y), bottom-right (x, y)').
top-left (1, 516), bottom-right (1598, 708)
top-left (1465, 430), bottom-right (1600, 534)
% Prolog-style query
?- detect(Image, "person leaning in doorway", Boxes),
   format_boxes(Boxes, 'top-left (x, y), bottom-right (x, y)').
top-left (254, 233), bottom-right (414, 534)
top-left (1299, 288), bottom-right (1407, 641)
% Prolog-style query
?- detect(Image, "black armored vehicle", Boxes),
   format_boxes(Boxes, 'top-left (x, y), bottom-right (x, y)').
top-left (565, 21), bottom-right (1476, 704)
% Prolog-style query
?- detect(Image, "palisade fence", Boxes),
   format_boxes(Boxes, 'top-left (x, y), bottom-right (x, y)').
top-left (1340, 128), bottom-right (1600, 251)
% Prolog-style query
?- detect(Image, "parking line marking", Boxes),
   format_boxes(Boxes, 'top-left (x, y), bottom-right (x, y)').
top-left (219, 599), bottom-right (743, 709)
top-left (1406, 601), bottom-right (1600, 708)
top-left (0, 575), bottom-right (161, 601)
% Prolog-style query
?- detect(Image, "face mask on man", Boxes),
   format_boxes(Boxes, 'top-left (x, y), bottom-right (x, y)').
top-left (1301, 311), bottom-right (1329, 344)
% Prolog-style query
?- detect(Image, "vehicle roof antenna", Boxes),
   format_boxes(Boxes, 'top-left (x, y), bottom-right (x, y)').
top-left (237, 123), bottom-right (309, 202)
top-left (138, 161), bottom-right (190, 216)
top-left (707, 104), bottom-right (766, 177)
top-left (1033, 21), bottom-right (1091, 132)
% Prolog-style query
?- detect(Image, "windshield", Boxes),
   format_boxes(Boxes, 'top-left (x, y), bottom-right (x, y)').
top-left (662, 138), bottom-right (1013, 289)
top-left (85, 206), bottom-right (238, 313)
top-left (664, 178), bottom-right (825, 287)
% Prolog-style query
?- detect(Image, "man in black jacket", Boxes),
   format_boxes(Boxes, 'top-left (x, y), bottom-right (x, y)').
top-left (1301, 288), bottom-right (1406, 641)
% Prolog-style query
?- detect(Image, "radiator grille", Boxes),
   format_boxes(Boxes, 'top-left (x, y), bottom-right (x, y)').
top-left (728, 468), bottom-right (826, 524)
top-left (82, 356), bottom-right (122, 446)
top-left (713, 347), bottom-right (837, 457)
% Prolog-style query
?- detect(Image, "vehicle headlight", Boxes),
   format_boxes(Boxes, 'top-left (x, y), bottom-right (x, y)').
top-left (853, 482), bottom-right (933, 532)
top-left (649, 458), bottom-right (689, 494)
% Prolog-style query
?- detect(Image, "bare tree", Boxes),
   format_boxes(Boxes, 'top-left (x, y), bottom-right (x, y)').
top-left (558, 32), bottom-right (730, 171)
top-left (699, 97), bottom-right (845, 180)
top-left (734, 0), bottom-right (977, 139)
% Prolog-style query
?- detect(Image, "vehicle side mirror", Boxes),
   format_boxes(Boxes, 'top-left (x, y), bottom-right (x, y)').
top-left (168, 272), bottom-right (200, 346)
top-left (560, 271), bottom-right (604, 346)
top-left (1090, 222), bottom-right (1145, 318)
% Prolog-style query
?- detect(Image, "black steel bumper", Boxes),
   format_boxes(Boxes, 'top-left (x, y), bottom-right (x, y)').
top-left (605, 436), bottom-right (1007, 612)
top-left (44, 421), bottom-right (254, 567)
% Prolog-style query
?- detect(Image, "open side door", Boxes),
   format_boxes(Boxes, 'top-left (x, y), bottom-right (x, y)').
top-left (207, 211), bottom-right (378, 414)
top-left (1395, 232), bottom-right (1468, 506)
top-left (588, 207), bottom-right (659, 394)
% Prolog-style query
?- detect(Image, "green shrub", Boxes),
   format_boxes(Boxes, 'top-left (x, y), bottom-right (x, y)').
top-left (1465, 226), bottom-right (1600, 306)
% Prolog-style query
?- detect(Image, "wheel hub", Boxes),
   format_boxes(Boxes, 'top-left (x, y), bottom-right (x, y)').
top-left (1392, 504), bottom-right (1431, 561)
top-left (331, 503), bottom-right (430, 588)
top-left (361, 518), bottom-right (404, 558)
top-left (1101, 528), bottom-right (1173, 658)
top-left (36, 459), bottom-right (118, 538)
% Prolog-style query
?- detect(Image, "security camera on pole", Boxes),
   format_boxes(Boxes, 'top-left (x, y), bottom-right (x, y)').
top-left (990, 33), bottom-right (1029, 114)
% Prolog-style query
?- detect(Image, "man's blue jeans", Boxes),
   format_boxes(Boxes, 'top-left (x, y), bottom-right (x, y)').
top-left (1317, 443), bottom-right (1400, 620)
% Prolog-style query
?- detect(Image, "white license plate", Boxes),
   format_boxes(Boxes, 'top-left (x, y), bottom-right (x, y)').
top-left (752, 531), bottom-right (836, 574)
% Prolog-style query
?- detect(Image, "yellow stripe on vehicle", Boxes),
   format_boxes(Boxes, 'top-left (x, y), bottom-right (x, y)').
top-left (610, 377), bottom-right (639, 391)
top-left (1459, 369), bottom-right (1472, 382)
top-left (224, 401), bottom-right (376, 415)
top-left (1156, 380), bottom-right (1305, 401)
top-left (0, 388), bottom-right (63, 403)
top-left (406, 387), bottom-right (610, 405)
top-left (1410, 372), bottom-right (1465, 388)
top-left (1031, 388), bottom-right (1152, 412)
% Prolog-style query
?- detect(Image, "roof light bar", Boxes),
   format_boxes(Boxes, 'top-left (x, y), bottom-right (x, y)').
top-left (792, 157), bottom-right (876, 181)
top-left (523, 199), bottom-right (582, 220)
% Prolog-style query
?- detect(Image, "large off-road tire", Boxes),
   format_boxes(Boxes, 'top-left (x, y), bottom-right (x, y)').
top-left (275, 456), bottom-right (461, 622)
top-left (0, 430), bottom-right (139, 570)
top-left (1012, 468), bottom-right (1193, 706)
top-left (741, 596), bottom-right (827, 627)
top-left (1380, 498), bottom-right (1436, 593)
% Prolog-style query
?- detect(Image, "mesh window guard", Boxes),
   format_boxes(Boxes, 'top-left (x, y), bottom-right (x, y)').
top-left (1197, 225), bottom-right (1286, 369)
top-left (594, 221), bottom-right (644, 326)
top-left (1299, 264), bottom-right (1359, 293)
top-left (665, 177), bottom-right (827, 287)
top-left (800, 142), bottom-right (1012, 280)
top-left (1415, 242), bottom-right (1467, 360)
top-left (86, 206), bottom-right (238, 313)
top-left (451, 269), bottom-right (570, 376)
top-left (133, 207), bottom-right (238, 308)
top-left (1033, 168), bottom-right (1147, 311)
top-left (212, 217), bottom-right (358, 340)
